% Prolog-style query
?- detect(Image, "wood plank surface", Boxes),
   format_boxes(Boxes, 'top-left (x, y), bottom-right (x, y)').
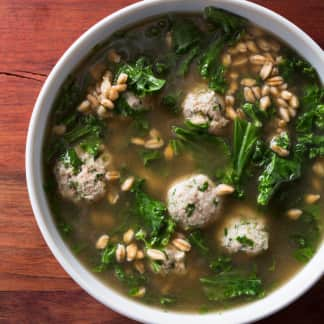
top-left (0, 0), bottom-right (322, 323)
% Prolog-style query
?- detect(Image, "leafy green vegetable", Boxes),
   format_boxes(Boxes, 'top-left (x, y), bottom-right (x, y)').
top-left (233, 119), bottom-right (258, 180)
top-left (199, 7), bottom-right (247, 93)
top-left (132, 179), bottom-right (176, 247)
top-left (173, 122), bottom-right (231, 174)
top-left (236, 235), bottom-right (254, 247)
top-left (252, 139), bottom-right (272, 167)
top-left (54, 77), bottom-right (83, 122)
top-left (161, 92), bottom-right (181, 114)
top-left (296, 134), bottom-right (324, 159)
top-left (241, 103), bottom-right (263, 128)
top-left (173, 122), bottom-right (230, 157)
top-left (278, 53), bottom-right (317, 82)
top-left (273, 132), bottom-right (290, 150)
top-left (118, 58), bottom-right (166, 96)
top-left (160, 296), bottom-right (176, 305)
top-left (63, 114), bottom-right (105, 144)
top-left (208, 64), bottom-right (228, 94)
top-left (140, 149), bottom-right (162, 166)
top-left (200, 271), bottom-right (264, 302)
top-left (46, 114), bottom-right (105, 163)
top-left (291, 205), bottom-right (320, 262)
top-left (204, 7), bottom-right (246, 35)
top-left (62, 148), bottom-right (82, 173)
top-left (297, 103), bottom-right (324, 133)
top-left (199, 38), bottom-right (228, 94)
top-left (185, 203), bottom-right (195, 217)
top-left (101, 245), bottom-right (117, 265)
top-left (79, 136), bottom-right (101, 157)
top-left (257, 154), bottom-right (301, 205)
top-left (209, 256), bottom-right (232, 273)
top-left (171, 19), bottom-right (201, 54)
top-left (198, 181), bottom-right (209, 192)
top-left (114, 265), bottom-right (147, 288)
top-left (58, 221), bottom-right (72, 236)
top-left (93, 244), bottom-right (117, 272)
top-left (177, 46), bottom-right (200, 76)
top-left (188, 230), bottom-right (209, 256)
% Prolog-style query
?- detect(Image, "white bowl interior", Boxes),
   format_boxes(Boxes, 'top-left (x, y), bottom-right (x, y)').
top-left (26, 1), bottom-right (324, 323)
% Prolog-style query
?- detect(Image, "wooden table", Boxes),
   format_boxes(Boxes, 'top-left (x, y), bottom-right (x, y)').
top-left (0, 0), bottom-right (323, 322)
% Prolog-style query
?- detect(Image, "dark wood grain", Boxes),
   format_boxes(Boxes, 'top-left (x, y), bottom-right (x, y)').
top-left (0, 0), bottom-right (322, 323)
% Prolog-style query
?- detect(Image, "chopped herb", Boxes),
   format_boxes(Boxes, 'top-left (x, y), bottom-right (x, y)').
top-left (198, 181), bottom-right (209, 192)
top-left (185, 203), bottom-right (195, 217)
top-left (236, 235), bottom-right (254, 247)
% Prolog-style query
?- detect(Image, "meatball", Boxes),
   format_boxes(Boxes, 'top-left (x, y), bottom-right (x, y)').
top-left (167, 174), bottom-right (222, 229)
top-left (181, 85), bottom-right (228, 134)
top-left (54, 148), bottom-right (109, 204)
top-left (218, 206), bottom-right (269, 255)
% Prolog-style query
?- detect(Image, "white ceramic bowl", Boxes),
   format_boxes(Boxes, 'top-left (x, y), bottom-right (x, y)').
top-left (26, 0), bottom-right (324, 323)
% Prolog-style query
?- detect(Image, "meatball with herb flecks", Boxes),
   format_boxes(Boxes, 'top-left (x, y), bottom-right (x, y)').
top-left (167, 174), bottom-right (222, 229)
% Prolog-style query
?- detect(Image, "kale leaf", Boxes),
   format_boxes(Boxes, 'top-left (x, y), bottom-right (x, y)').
top-left (132, 179), bottom-right (175, 247)
top-left (225, 119), bottom-right (258, 192)
top-left (93, 244), bottom-right (117, 272)
top-left (177, 46), bottom-right (200, 76)
top-left (63, 114), bottom-right (105, 144)
top-left (117, 58), bottom-right (166, 96)
top-left (171, 19), bottom-right (201, 54)
top-left (209, 255), bottom-right (232, 273)
top-left (203, 7), bottom-right (246, 35)
top-left (296, 134), bottom-right (324, 159)
top-left (278, 53), bottom-right (317, 82)
top-left (257, 154), bottom-right (301, 206)
top-left (188, 230), bottom-right (210, 256)
top-left (79, 136), bottom-right (101, 157)
top-left (200, 271), bottom-right (264, 302)
top-left (291, 205), bottom-right (320, 262)
top-left (140, 149), bottom-right (163, 166)
top-left (241, 103), bottom-right (263, 128)
top-left (199, 38), bottom-right (228, 94)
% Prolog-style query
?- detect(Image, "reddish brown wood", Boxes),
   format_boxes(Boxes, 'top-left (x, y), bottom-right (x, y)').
top-left (0, 0), bottom-right (322, 323)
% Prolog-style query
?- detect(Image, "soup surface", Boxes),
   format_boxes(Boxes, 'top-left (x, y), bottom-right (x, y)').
top-left (43, 7), bottom-right (324, 313)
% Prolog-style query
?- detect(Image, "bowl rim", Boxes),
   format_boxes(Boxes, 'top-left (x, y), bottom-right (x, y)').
top-left (26, 0), bottom-right (324, 323)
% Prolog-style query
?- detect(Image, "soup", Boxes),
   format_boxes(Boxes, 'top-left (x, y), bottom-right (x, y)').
top-left (43, 7), bottom-right (324, 313)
